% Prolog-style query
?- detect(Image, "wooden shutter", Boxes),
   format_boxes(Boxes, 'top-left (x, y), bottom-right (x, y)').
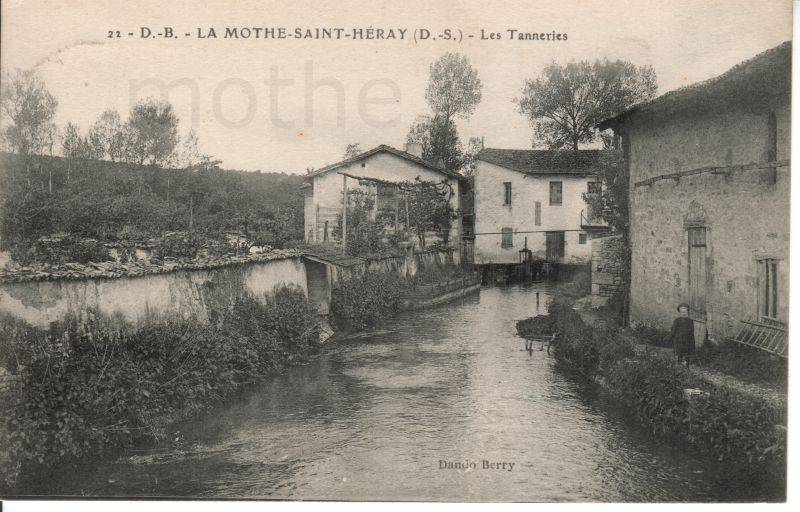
top-left (550, 182), bottom-right (562, 205)
top-left (534, 201), bottom-right (541, 226)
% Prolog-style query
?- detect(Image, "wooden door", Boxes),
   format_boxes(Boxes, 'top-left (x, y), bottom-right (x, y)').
top-left (688, 227), bottom-right (707, 319)
top-left (545, 231), bottom-right (565, 263)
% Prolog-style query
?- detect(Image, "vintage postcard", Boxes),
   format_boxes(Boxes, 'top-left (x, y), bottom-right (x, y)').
top-left (0, 0), bottom-right (793, 505)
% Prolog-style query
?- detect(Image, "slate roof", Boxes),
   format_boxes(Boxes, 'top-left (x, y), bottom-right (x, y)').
top-left (599, 41), bottom-right (791, 130)
top-left (306, 144), bottom-right (465, 181)
top-left (476, 148), bottom-right (611, 176)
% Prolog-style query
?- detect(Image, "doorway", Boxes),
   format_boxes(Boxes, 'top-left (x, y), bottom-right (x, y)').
top-left (687, 227), bottom-right (707, 319)
top-left (545, 231), bottom-right (565, 263)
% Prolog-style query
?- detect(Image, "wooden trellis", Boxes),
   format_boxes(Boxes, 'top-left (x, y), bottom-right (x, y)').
top-left (729, 318), bottom-right (788, 358)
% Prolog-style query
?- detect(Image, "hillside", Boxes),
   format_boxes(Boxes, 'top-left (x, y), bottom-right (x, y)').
top-left (0, 152), bottom-right (306, 259)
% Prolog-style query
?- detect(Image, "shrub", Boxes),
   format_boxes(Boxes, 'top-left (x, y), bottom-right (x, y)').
top-left (29, 235), bottom-right (112, 265)
top-left (0, 285), bottom-right (319, 483)
top-left (156, 231), bottom-right (203, 259)
top-left (632, 323), bottom-right (671, 348)
top-left (546, 289), bottom-right (786, 484)
top-left (330, 271), bottom-right (412, 331)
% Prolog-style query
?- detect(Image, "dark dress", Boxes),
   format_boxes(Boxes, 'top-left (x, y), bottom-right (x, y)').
top-left (670, 317), bottom-right (695, 358)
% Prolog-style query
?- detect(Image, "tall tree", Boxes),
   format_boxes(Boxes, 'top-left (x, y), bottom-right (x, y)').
top-left (88, 110), bottom-right (125, 161)
top-left (124, 98), bottom-right (179, 166)
top-left (409, 53), bottom-right (482, 171)
top-left (406, 115), bottom-right (464, 171)
top-left (61, 123), bottom-right (83, 159)
top-left (517, 59), bottom-right (657, 150)
top-left (425, 53), bottom-right (482, 127)
top-left (0, 68), bottom-right (58, 156)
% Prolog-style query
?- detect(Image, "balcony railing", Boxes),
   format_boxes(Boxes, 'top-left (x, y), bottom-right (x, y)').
top-left (580, 208), bottom-right (608, 229)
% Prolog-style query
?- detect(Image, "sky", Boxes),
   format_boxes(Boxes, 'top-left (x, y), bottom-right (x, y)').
top-left (0, 0), bottom-right (792, 173)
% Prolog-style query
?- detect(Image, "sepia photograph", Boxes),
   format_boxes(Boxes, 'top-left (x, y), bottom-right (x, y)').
top-left (0, 0), bottom-right (794, 506)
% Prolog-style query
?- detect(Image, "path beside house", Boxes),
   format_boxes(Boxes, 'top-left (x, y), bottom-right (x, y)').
top-left (575, 307), bottom-right (787, 413)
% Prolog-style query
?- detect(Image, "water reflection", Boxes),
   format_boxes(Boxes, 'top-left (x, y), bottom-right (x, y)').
top-left (20, 284), bottom-right (780, 501)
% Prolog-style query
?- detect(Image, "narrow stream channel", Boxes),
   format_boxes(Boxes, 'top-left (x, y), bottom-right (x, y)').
top-left (24, 284), bottom-right (778, 501)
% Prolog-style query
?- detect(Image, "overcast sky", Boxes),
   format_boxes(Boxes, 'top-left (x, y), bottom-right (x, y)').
top-left (1, 0), bottom-right (792, 172)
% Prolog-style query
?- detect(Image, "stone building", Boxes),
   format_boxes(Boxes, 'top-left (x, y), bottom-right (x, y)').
top-left (302, 144), bottom-right (464, 253)
top-left (598, 41), bottom-right (790, 343)
top-left (472, 148), bottom-right (612, 265)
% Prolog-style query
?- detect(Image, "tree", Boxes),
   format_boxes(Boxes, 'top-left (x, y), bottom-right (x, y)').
top-left (425, 53), bottom-right (482, 126)
top-left (400, 178), bottom-right (455, 247)
top-left (343, 143), bottom-right (361, 159)
top-left (517, 59), bottom-right (657, 150)
top-left (407, 53), bottom-right (482, 172)
top-left (0, 68), bottom-right (58, 156)
top-left (173, 129), bottom-right (203, 169)
top-left (61, 123), bottom-right (82, 159)
top-left (124, 98), bottom-right (179, 166)
top-left (405, 114), bottom-right (464, 171)
top-left (460, 136), bottom-right (484, 177)
top-left (88, 110), bottom-right (125, 161)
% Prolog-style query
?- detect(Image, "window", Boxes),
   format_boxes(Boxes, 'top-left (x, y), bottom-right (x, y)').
top-left (587, 181), bottom-right (602, 194)
top-left (534, 201), bottom-right (541, 226)
top-left (501, 227), bottom-right (513, 248)
top-left (549, 181), bottom-right (562, 205)
top-left (503, 182), bottom-right (512, 205)
top-left (579, 233), bottom-right (587, 244)
top-left (759, 258), bottom-right (779, 319)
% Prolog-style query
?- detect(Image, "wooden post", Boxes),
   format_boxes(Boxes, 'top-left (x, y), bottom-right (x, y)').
top-left (342, 175), bottom-right (348, 253)
top-left (405, 194), bottom-right (410, 235)
top-left (394, 191), bottom-right (399, 233)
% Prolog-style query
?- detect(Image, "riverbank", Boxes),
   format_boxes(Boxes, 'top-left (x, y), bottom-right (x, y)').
top-left (516, 284), bottom-right (787, 498)
top-left (0, 261), bottom-right (478, 493)
top-left (7, 285), bottom-right (761, 501)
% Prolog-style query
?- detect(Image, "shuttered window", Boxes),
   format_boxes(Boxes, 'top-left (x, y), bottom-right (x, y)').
top-left (534, 201), bottom-right (541, 226)
top-left (503, 182), bottom-right (512, 205)
top-left (501, 227), bottom-right (513, 248)
top-left (549, 181), bottom-right (562, 205)
top-left (759, 258), bottom-right (779, 319)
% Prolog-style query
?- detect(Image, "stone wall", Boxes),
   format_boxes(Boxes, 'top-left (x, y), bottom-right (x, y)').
top-left (626, 100), bottom-right (790, 341)
top-left (591, 234), bottom-right (625, 298)
top-left (473, 160), bottom-right (594, 265)
top-left (0, 257), bottom-right (308, 327)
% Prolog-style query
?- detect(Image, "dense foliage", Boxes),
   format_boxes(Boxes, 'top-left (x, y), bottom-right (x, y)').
top-left (329, 271), bottom-right (412, 331)
top-left (517, 59), bottom-right (657, 150)
top-left (0, 285), bottom-right (318, 486)
top-left (0, 153), bottom-right (305, 260)
top-left (534, 286), bottom-right (786, 486)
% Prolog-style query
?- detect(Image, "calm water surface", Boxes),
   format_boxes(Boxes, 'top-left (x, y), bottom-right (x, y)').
top-left (25, 285), bottom-right (780, 501)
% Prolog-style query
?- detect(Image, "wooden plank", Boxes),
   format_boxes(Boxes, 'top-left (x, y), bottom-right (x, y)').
top-left (634, 159), bottom-right (790, 188)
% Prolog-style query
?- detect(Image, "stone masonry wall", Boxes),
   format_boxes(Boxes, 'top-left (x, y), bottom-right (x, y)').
top-left (591, 234), bottom-right (625, 298)
top-left (627, 100), bottom-right (790, 341)
top-left (0, 257), bottom-right (308, 327)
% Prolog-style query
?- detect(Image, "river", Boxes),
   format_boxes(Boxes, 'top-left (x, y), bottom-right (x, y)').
top-left (24, 284), bottom-right (777, 501)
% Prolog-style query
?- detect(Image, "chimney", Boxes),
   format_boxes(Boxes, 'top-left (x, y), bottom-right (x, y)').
top-left (405, 142), bottom-right (423, 158)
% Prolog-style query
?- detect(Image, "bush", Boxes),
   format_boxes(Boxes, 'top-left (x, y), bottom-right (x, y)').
top-left (27, 234), bottom-right (113, 265)
top-left (546, 289), bottom-right (786, 484)
top-left (330, 271), bottom-right (412, 331)
top-left (632, 323), bottom-right (671, 348)
top-left (0, 285), bottom-right (319, 482)
top-left (156, 231), bottom-right (203, 259)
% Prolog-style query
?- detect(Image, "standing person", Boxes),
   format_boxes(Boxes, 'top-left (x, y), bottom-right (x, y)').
top-left (670, 302), bottom-right (695, 367)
